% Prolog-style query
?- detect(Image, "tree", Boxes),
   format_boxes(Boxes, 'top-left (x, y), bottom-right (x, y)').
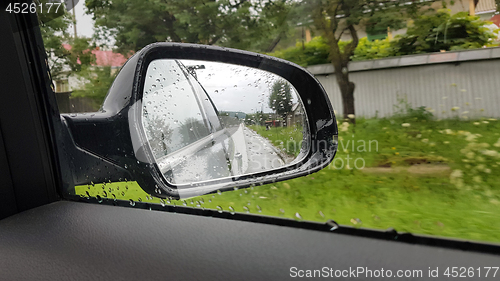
top-left (71, 65), bottom-right (117, 107)
top-left (39, 7), bottom-right (95, 79)
top-left (143, 115), bottom-right (173, 158)
top-left (304, 0), bottom-right (430, 122)
top-left (269, 80), bottom-right (293, 121)
top-left (85, 0), bottom-right (298, 54)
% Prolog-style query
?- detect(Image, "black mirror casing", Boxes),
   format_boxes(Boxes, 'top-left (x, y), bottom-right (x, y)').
top-left (60, 43), bottom-right (338, 199)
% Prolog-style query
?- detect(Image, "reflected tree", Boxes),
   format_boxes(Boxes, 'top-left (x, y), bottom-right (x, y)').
top-left (144, 114), bottom-right (173, 158)
top-left (269, 80), bottom-right (293, 121)
top-left (178, 117), bottom-right (211, 146)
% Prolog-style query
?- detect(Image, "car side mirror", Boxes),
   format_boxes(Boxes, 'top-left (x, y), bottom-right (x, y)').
top-left (60, 43), bottom-right (338, 199)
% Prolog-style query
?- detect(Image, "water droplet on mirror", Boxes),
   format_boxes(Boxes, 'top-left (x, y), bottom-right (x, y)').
top-left (129, 199), bottom-right (135, 206)
top-left (228, 206), bottom-right (235, 215)
top-left (217, 190), bottom-right (222, 195)
top-left (216, 206), bottom-right (223, 213)
top-left (295, 212), bottom-right (302, 220)
top-left (160, 199), bottom-right (165, 207)
top-left (243, 206), bottom-right (250, 213)
top-left (96, 195), bottom-right (102, 203)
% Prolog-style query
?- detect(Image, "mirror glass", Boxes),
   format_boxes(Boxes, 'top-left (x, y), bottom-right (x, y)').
top-left (141, 59), bottom-right (309, 185)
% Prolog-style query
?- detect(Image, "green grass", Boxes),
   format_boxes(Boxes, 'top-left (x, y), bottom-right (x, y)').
top-left (76, 117), bottom-right (500, 244)
top-left (248, 125), bottom-right (304, 157)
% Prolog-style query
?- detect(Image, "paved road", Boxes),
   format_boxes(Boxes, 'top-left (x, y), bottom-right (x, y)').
top-left (241, 126), bottom-right (286, 173)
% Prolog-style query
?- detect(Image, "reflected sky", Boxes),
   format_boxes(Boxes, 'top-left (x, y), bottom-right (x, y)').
top-left (180, 60), bottom-right (299, 114)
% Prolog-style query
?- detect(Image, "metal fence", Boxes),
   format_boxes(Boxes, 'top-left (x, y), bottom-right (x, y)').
top-left (307, 47), bottom-right (500, 119)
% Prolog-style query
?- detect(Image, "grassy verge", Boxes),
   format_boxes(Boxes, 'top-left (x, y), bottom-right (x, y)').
top-left (77, 117), bottom-right (500, 243)
top-left (248, 125), bottom-right (304, 157)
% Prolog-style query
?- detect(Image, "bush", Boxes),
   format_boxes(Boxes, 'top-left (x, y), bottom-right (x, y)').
top-left (267, 36), bottom-right (330, 67)
top-left (391, 10), bottom-right (499, 55)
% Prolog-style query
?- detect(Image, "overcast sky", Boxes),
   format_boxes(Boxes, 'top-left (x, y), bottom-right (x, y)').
top-left (180, 60), bottom-right (299, 114)
top-left (70, 1), bottom-right (94, 39)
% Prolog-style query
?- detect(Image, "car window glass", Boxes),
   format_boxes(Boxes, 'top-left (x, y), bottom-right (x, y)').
top-left (39, 0), bottom-right (500, 245)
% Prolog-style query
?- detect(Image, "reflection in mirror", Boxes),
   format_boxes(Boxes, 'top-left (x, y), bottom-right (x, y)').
top-left (142, 59), bottom-right (309, 186)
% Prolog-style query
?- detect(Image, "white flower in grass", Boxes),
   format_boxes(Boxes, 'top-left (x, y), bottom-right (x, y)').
top-left (422, 139), bottom-right (429, 143)
top-left (451, 106), bottom-right (460, 111)
top-left (444, 141), bottom-right (450, 144)
top-left (474, 122), bottom-right (480, 125)
top-left (481, 150), bottom-right (499, 158)
top-left (465, 134), bottom-right (477, 142)
top-left (482, 121), bottom-right (489, 124)
top-left (347, 114), bottom-right (355, 119)
top-left (494, 138), bottom-right (500, 148)
top-left (450, 169), bottom-right (465, 188)
top-left (461, 111), bottom-right (469, 115)
top-left (401, 123), bottom-right (410, 127)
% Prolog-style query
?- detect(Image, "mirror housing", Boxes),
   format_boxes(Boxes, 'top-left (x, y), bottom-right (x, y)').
top-left (61, 43), bottom-right (338, 199)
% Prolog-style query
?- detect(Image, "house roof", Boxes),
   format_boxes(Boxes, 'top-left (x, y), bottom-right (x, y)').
top-left (62, 44), bottom-right (131, 67)
top-left (491, 14), bottom-right (500, 27)
top-left (476, 0), bottom-right (497, 13)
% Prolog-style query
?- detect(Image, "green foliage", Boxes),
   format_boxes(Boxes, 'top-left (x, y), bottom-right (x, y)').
top-left (86, 0), bottom-right (297, 53)
top-left (71, 66), bottom-right (117, 107)
top-left (267, 36), bottom-right (330, 66)
top-left (268, 10), bottom-right (498, 66)
top-left (352, 37), bottom-right (395, 61)
top-left (39, 13), bottom-right (72, 78)
top-left (392, 10), bottom-right (499, 55)
top-left (40, 9), bottom-right (96, 78)
top-left (269, 80), bottom-right (293, 117)
top-left (393, 95), bottom-right (434, 122)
